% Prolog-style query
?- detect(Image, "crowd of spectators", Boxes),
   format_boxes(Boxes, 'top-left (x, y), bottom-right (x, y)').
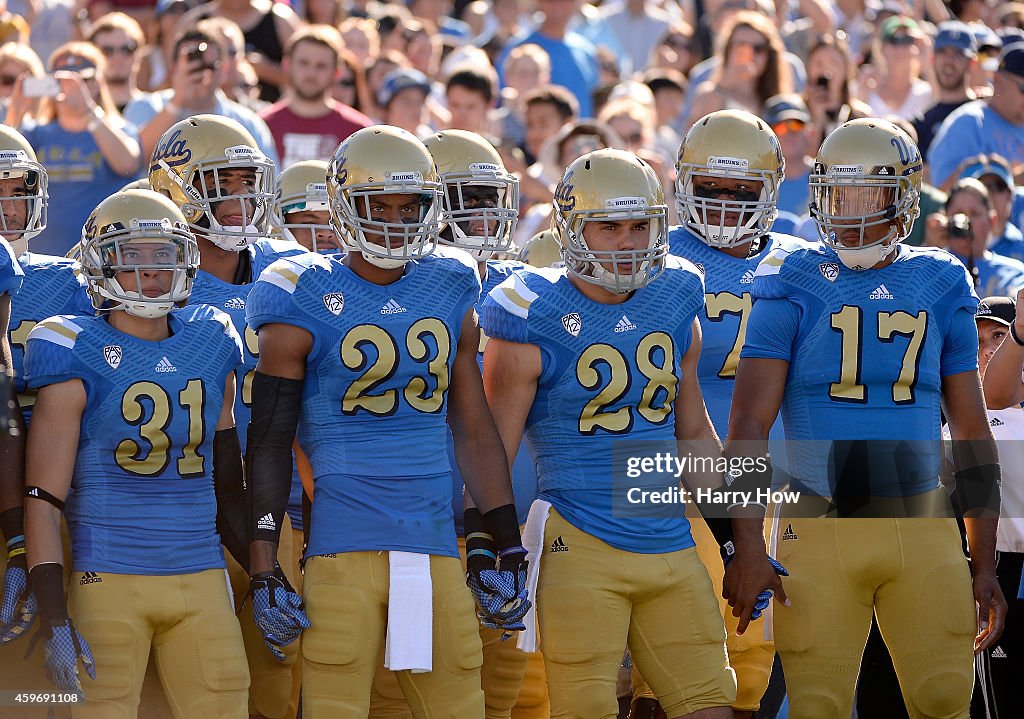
top-left (1, 0), bottom-right (1023, 284)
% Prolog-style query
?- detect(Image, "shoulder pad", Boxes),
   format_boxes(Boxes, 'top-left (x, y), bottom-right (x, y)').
top-left (258, 253), bottom-right (332, 295)
top-left (27, 314), bottom-right (86, 349)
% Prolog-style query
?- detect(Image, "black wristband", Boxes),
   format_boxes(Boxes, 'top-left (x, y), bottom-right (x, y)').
top-left (0, 506), bottom-right (23, 544)
top-left (482, 504), bottom-right (522, 551)
top-left (704, 516), bottom-right (736, 561)
top-left (954, 463), bottom-right (1001, 514)
top-left (28, 563), bottom-right (67, 623)
top-left (1011, 322), bottom-right (1024, 347)
top-left (464, 508), bottom-right (497, 572)
top-left (246, 372), bottom-right (303, 545)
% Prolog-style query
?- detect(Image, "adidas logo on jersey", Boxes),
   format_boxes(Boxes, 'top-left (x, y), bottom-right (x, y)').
top-left (155, 356), bottom-right (177, 373)
top-left (693, 263), bottom-right (705, 276)
top-left (990, 417), bottom-right (1005, 427)
top-left (323, 292), bottom-right (345, 316)
top-left (257, 513), bottom-right (276, 531)
top-left (869, 284), bottom-right (894, 300)
top-left (561, 312), bottom-right (582, 337)
top-left (224, 297), bottom-right (246, 310)
top-left (550, 536), bottom-right (569, 553)
top-left (740, 269), bottom-right (755, 284)
top-left (781, 524), bottom-right (798, 541)
top-left (614, 315), bottom-right (637, 333)
top-left (103, 345), bottom-right (122, 370)
top-left (992, 646), bottom-right (1007, 659)
top-left (381, 299), bottom-right (407, 315)
top-left (79, 571), bottom-right (102, 585)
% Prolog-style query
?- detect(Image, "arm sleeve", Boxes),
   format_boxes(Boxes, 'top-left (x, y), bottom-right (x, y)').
top-left (214, 427), bottom-right (249, 570)
top-left (941, 306), bottom-right (980, 377)
top-left (740, 298), bottom-right (801, 362)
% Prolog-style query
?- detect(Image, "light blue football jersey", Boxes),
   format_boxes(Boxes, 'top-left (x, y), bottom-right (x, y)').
top-left (188, 237), bottom-right (307, 530)
top-left (9, 252), bottom-right (93, 423)
top-left (742, 243), bottom-right (979, 497)
top-left (448, 259), bottom-right (538, 535)
top-left (246, 249), bottom-right (480, 558)
top-left (189, 238), bottom-right (306, 446)
top-left (0, 238), bottom-right (21, 297)
top-left (668, 228), bottom-right (808, 439)
top-left (480, 257), bottom-right (706, 554)
top-left (25, 307), bottom-right (243, 574)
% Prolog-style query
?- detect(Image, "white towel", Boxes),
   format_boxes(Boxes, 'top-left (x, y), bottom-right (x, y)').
top-left (385, 551), bottom-right (433, 672)
top-left (517, 499), bottom-right (552, 653)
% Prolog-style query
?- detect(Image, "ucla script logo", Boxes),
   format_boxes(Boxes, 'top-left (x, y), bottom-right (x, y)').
top-left (332, 154), bottom-right (348, 185)
top-left (554, 172), bottom-right (575, 212)
top-left (152, 129), bottom-right (192, 169)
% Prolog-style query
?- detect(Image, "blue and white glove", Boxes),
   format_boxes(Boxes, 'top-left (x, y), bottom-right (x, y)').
top-left (250, 568), bottom-right (310, 661)
top-left (41, 617), bottom-right (95, 693)
top-left (467, 546), bottom-right (531, 632)
top-left (1, 536), bottom-right (37, 643)
top-left (724, 553), bottom-right (789, 621)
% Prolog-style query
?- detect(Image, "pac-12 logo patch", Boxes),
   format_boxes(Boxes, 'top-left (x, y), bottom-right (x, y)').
top-left (323, 292), bottom-right (344, 316)
top-left (819, 263), bottom-right (840, 282)
top-left (561, 312), bottom-right (582, 337)
top-left (103, 345), bottom-right (122, 369)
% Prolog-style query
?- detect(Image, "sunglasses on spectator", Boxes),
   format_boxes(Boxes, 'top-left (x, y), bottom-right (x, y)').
top-left (0, 75), bottom-right (18, 87)
top-left (99, 44), bottom-right (137, 57)
top-left (663, 36), bottom-right (691, 51)
top-left (885, 34), bottom-right (916, 46)
top-left (732, 40), bottom-right (769, 54)
top-left (772, 119), bottom-right (806, 136)
top-left (338, 78), bottom-right (355, 88)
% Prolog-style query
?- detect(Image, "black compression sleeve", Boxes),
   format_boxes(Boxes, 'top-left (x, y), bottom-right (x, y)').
top-left (0, 506), bottom-right (23, 544)
top-left (482, 504), bottom-right (523, 551)
top-left (29, 563), bottom-right (67, 623)
top-left (214, 428), bottom-right (249, 571)
top-left (246, 372), bottom-right (302, 545)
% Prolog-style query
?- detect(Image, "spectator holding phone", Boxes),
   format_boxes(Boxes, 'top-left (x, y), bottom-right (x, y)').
top-left (123, 24), bottom-right (279, 168)
top-left (0, 41), bottom-right (44, 118)
top-left (7, 41), bottom-right (141, 256)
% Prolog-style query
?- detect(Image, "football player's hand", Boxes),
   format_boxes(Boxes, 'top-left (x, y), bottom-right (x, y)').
top-left (467, 546), bottom-right (531, 633)
top-left (722, 550), bottom-right (789, 636)
top-left (0, 548), bottom-right (37, 643)
top-left (973, 571), bottom-right (1006, 654)
top-left (41, 617), bottom-right (95, 693)
top-left (250, 569), bottom-right (310, 661)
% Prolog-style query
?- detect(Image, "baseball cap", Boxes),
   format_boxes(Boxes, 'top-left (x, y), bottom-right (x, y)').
top-left (959, 154), bottom-right (1015, 190)
top-left (998, 42), bottom-right (1024, 78)
top-left (155, 0), bottom-right (192, 15)
top-left (763, 94), bottom-right (811, 126)
top-left (934, 21), bottom-right (978, 57)
top-left (976, 296), bottom-right (1016, 326)
top-left (880, 16), bottom-right (922, 43)
top-left (377, 68), bottom-right (431, 108)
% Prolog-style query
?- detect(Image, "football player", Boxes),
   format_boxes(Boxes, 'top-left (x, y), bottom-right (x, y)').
top-left (244, 124), bottom-right (527, 717)
top-left (480, 148), bottom-right (785, 719)
top-left (149, 114), bottom-right (306, 719)
top-left (727, 118), bottom-right (1006, 718)
top-left (23, 190), bottom-right (250, 716)
top-left (631, 109), bottom-right (805, 719)
top-left (273, 160), bottom-right (341, 255)
top-left (367, 129), bottom-right (539, 718)
top-left (0, 126), bottom-right (90, 719)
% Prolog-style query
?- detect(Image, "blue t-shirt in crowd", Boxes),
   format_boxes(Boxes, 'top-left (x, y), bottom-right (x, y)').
top-left (499, 30), bottom-right (600, 118)
top-left (21, 119), bottom-right (141, 257)
top-left (927, 101), bottom-right (1024, 188)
